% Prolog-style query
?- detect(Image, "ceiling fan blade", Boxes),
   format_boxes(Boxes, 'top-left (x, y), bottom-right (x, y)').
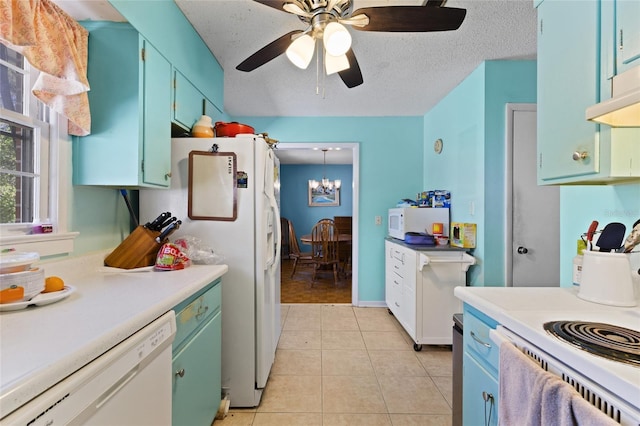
top-left (338, 49), bottom-right (363, 88)
top-left (252, 0), bottom-right (288, 12)
top-left (351, 6), bottom-right (466, 32)
top-left (236, 30), bottom-right (303, 72)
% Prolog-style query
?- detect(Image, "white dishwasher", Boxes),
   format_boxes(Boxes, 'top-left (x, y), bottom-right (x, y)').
top-left (1, 311), bottom-right (176, 426)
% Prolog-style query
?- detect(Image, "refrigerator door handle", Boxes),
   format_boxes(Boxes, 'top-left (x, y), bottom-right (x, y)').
top-left (264, 149), bottom-right (281, 270)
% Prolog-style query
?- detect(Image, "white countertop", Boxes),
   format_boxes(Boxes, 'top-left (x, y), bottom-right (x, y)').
top-left (454, 286), bottom-right (640, 411)
top-left (0, 251), bottom-right (228, 418)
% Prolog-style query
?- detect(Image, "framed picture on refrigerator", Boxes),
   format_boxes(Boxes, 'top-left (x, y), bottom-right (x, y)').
top-left (308, 184), bottom-right (340, 207)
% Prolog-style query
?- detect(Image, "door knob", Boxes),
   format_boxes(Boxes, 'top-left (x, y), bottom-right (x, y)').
top-left (517, 247), bottom-right (528, 254)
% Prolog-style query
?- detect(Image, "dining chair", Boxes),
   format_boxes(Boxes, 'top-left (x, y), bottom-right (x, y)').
top-left (310, 220), bottom-right (340, 285)
top-left (280, 217), bottom-right (291, 259)
top-left (334, 216), bottom-right (352, 275)
top-left (288, 220), bottom-right (313, 278)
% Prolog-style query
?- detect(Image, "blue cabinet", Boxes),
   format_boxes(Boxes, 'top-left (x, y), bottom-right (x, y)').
top-left (536, 0), bottom-right (600, 183)
top-left (615, 0), bottom-right (640, 73)
top-left (536, 0), bottom-right (640, 185)
top-left (173, 70), bottom-right (205, 132)
top-left (172, 70), bottom-right (227, 134)
top-left (172, 280), bottom-right (222, 426)
top-left (73, 22), bottom-right (172, 187)
top-left (463, 304), bottom-right (499, 425)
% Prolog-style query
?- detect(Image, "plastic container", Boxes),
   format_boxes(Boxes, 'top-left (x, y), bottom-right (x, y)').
top-left (191, 115), bottom-right (214, 138)
top-left (0, 251), bottom-right (40, 274)
top-left (0, 267), bottom-right (45, 301)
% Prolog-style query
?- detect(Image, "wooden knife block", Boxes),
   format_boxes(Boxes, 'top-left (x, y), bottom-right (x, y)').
top-left (104, 226), bottom-right (162, 269)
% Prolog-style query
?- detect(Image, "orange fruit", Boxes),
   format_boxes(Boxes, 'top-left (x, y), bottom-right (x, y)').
top-left (0, 285), bottom-right (25, 304)
top-left (44, 276), bottom-right (65, 293)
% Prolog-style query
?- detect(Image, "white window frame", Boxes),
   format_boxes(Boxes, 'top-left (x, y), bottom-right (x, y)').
top-left (0, 48), bottom-right (77, 256)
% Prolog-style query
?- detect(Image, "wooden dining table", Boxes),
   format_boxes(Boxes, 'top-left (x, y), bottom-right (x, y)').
top-left (300, 234), bottom-right (352, 244)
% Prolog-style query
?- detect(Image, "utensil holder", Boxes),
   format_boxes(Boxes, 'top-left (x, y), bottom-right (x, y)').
top-left (578, 251), bottom-right (636, 307)
top-left (104, 226), bottom-right (162, 269)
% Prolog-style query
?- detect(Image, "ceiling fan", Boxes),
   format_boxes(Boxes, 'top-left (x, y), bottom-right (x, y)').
top-left (236, 0), bottom-right (467, 88)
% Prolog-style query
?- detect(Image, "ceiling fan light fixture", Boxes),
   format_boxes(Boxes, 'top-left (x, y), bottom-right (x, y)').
top-left (323, 22), bottom-right (351, 56)
top-left (325, 52), bottom-right (350, 75)
top-left (286, 34), bottom-right (315, 69)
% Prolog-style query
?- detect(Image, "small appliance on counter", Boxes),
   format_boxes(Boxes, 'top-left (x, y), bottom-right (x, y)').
top-left (388, 207), bottom-right (449, 241)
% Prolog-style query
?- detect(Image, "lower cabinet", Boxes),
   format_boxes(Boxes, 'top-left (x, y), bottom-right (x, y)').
top-left (463, 304), bottom-right (499, 426)
top-left (384, 240), bottom-right (417, 339)
top-left (172, 281), bottom-right (222, 425)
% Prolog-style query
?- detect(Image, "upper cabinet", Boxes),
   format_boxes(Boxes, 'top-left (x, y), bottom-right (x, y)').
top-left (73, 22), bottom-right (172, 187)
top-left (616, 0), bottom-right (640, 73)
top-left (536, 0), bottom-right (640, 185)
top-left (172, 71), bottom-right (226, 135)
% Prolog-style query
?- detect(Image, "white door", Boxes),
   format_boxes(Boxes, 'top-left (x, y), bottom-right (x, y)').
top-left (507, 104), bottom-right (560, 286)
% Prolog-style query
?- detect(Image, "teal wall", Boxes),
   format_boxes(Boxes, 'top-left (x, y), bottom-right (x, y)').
top-left (280, 164), bottom-right (353, 250)
top-left (423, 60), bottom-right (538, 287)
top-left (234, 116), bottom-right (424, 302)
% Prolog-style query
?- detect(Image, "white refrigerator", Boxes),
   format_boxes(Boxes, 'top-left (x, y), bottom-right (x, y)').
top-left (139, 136), bottom-right (281, 407)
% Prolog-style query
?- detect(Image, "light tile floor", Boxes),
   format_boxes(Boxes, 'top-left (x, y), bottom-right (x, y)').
top-left (213, 304), bottom-right (453, 426)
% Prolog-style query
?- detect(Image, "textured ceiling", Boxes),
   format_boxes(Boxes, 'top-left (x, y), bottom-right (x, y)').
top-left (175, 0), bottom-right (538, 117)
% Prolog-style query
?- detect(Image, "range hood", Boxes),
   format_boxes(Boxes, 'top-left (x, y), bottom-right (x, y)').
top-left (586, 65), bottom-right (640, 127)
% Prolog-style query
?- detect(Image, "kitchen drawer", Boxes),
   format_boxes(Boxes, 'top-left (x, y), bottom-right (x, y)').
top-left (173, 280), bottom-right (221, 352)
top-left (463, 304), bottom-right (499, 376)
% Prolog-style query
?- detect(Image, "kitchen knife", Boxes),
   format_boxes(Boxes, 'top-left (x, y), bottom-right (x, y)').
top-left (146, 212), bottom-right (171, 231)
top-left (156, 220), bottom-right (181, 243)
top-left (158, 216), bottom-right (177, 231)
top-left (586, 220), bottom-right (598, 250)
top-left (596, 222), bottom-right (626, 252)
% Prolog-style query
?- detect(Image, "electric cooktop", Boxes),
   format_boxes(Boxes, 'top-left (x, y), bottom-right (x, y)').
top-left (544, 321), bottom-right (640, 367)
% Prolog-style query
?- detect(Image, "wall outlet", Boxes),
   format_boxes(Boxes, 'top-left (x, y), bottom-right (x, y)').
top-left (375, 215), bottom-right (382, 225)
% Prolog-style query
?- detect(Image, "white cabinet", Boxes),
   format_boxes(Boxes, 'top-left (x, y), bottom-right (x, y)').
top-left (385, 240), bottom-right (417, 339)
top-left (385, 239), bottom-right (474, 350)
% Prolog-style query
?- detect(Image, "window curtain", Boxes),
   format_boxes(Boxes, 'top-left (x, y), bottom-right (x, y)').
top-left (0, 0), bottom-right (90, 136)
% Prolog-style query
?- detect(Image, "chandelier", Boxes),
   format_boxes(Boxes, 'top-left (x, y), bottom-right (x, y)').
top-left (309, 149), bottom-right (341, 190)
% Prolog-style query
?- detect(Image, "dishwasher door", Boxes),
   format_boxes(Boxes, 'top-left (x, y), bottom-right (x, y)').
top-left (1, 311), bottom-right (176, 426)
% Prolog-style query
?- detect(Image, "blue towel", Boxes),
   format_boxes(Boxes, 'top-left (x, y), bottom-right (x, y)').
top-left (498, 341), bottom-right (618, 426)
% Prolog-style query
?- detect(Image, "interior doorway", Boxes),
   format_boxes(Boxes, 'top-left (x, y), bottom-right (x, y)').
top-left (275, 142), bottom-right (359, 305)
top-left (505, 104), bottom-right (560, 286)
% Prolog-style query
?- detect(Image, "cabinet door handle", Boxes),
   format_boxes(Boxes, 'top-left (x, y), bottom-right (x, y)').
top-left (470, 331), bottom-right (492, 348)
top-left (175, 368), bottom-right (185, 378)
top-left (572, 151), bottom-right (588, 161)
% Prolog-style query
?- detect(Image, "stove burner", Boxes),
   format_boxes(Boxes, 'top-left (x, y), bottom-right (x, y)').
top-left (544, 321), bottom-right (640, 367)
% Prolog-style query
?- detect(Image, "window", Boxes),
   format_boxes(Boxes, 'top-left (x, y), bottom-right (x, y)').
top-left (0, 44), bottom-right (51, 234)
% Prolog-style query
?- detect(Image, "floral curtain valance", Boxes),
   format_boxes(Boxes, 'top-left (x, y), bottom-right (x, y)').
top-left (0, 0), bottom-right (91, 136)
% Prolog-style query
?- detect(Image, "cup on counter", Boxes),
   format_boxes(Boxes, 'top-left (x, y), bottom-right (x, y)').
top-left (436, 236), bottom-right (449, 246)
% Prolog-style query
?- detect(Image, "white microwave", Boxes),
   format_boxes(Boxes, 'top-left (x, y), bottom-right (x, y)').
top-left (388, 207), bottom-right (450, 240)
